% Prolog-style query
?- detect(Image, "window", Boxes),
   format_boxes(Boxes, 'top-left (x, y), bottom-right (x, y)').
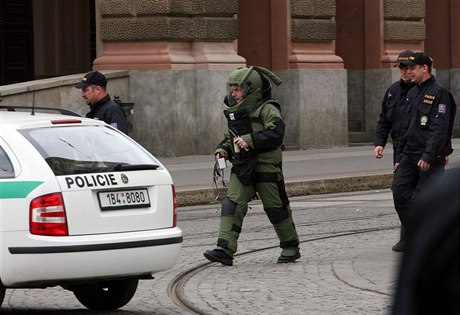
top-left (20, 125), bottom-right (159, 176)
top-left (0, 145), bottom-right (15, 178)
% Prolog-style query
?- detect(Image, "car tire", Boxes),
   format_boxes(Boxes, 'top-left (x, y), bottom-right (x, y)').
top-left (0, 281), bottom-right (5, 307)
top-left (72, 278), bottom-right (139, 311)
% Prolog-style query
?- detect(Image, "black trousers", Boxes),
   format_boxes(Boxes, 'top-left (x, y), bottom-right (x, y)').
top-left (392, 153), bottom-right (445, 235)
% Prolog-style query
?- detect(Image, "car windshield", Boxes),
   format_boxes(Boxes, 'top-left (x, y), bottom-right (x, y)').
top-left (20, 125), bottom-right (159, 175)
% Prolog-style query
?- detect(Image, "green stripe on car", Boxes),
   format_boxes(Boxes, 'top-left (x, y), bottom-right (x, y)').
top-left (0, 181), bottom-right (44, 199)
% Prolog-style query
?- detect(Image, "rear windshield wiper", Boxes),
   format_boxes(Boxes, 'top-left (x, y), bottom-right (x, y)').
top-left (114, 164), bottom-right (160, 171)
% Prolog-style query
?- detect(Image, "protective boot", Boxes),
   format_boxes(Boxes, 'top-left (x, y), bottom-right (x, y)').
top-left (203, 249), bottom-right (234, 266)
top-left (277, 249), bottom-right (301, 263)
top-left (272, 206), bottom-right (300, 263)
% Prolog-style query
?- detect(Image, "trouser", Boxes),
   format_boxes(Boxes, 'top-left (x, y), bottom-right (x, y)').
top-left (399, 225), bottom-right (406, 242)
top-left (392, 145), bottom-right (406, 242)
top-left (392, 153), bottom-right (445, 235)
top-left (216, 163), bottom-right (299, 257)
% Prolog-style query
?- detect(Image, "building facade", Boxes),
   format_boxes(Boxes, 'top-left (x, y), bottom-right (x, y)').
top-left (1, 0), bottom-right (459, 156)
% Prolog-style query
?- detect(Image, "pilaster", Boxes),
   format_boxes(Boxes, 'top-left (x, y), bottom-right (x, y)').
top-left (93, 0), bottom-right (244, 70)
top-left (381, 0), bottom-right (425, 67)
top-left (289, 0), bottom-right (344, 69)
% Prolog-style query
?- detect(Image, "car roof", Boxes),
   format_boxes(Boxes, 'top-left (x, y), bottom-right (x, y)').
top-left (0, 111), bottom-right (105, 129)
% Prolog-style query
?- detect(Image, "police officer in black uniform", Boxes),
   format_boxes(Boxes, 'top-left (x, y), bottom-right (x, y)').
top-left (392, 52), bottom-right (456, 237)
top-left (75, 71), bottom-right (128, 134)
top-left (374, 50), bottom-right (415, 252)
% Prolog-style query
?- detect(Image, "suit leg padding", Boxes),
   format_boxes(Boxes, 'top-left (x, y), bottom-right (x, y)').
top-left (265, 207), bottom-right (289, 224)
top-left (217, 196), bottom-right (247, 255)
top-left (221, 196), bottom-right (237, 216)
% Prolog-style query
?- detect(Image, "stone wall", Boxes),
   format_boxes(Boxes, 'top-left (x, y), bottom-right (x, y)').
top-left (98, 0), bottom-right (238, 41)
top-left (290, 0), bottom-right (336, 42)
top-left (384, 0), bottom-right (425, 42)
top-left (0, 71), bottom-right (129, 117)
top-left (127, 70), bottom-right (228, 156)
top-left (276, 69), bottom-right (348, 149)
top-left (93, 0), bottom-right (243, 70)
top-left (0, 68), bottom-right (351, 156)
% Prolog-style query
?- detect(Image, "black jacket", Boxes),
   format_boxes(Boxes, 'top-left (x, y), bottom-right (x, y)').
top-left (398, 76), bottom-right (456, 164)
top-left (375, 79), bottom-right (414, 149)
top-left (86, 94), bottom-right (128, 134)
top-left (392, 168), bottom-right (460, 315)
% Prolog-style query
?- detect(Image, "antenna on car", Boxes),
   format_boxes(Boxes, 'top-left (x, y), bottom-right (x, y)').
top-left (31, 90), bottom-right (35, 115)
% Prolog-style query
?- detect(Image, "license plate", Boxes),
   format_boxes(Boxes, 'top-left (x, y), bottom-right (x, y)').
top-left (98, 189), bottom-right (150, 210)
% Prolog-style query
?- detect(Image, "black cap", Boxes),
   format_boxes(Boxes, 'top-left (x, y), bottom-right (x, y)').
top-left (394, 50), bottom-right (414, 67)
top-left (74, 71), bottom-right (107, 89)
top-left (400, 52), bottom-right (433, 68)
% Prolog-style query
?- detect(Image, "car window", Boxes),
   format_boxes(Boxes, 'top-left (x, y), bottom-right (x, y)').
top-left (20, 125), bottom-right (159, 176)
top-left (0, 145), bottom-right (15, 178)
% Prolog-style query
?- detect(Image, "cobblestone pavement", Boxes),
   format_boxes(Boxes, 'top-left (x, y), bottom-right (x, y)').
top-left (1, 190), bottom-right (402, 314)
top-left (3, 140), bottom-right (458, 314)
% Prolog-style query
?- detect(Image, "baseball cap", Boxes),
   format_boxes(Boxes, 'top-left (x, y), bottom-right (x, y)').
top-left (399, 52), bottom-right (433, 68)
top-left (74, 71), bottom-right (107, 89)
top-left (394, 50), bottom-right (413, 67)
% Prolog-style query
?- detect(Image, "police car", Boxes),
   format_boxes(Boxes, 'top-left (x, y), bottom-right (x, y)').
top-left (0, 106), bottom-right (182, 311)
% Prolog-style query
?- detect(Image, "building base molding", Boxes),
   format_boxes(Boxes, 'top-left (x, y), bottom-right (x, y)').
top-left (93, 41), bottom-right (245, 70)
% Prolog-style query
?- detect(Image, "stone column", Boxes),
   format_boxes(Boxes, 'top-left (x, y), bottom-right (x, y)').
top-left (381, 0), bottom-right (425, 66)
top-left (289, 0), bottom-right (343, 69)
top-left (93, 0), bottom-right (244, 70)
top-left (91, 0), bottom-right (247, 156)
top-left (364, 0), bottom-right (425, 138)
top-left (276, 0), bottom-right (348, 149)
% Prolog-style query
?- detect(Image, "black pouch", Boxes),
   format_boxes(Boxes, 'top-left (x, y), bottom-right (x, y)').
top-left (232, 157), bottom-right (256, 185)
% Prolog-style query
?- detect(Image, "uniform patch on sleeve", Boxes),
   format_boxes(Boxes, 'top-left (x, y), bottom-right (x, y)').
top-left (438, 104), bottom-right (447, 114)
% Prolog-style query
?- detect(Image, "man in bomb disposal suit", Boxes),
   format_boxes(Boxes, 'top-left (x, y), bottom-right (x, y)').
top-left (204, 66), bottom-right (300, 266)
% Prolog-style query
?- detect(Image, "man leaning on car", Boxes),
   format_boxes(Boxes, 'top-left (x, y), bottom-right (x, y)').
top-left (74, 71), bottom-right (128, 134)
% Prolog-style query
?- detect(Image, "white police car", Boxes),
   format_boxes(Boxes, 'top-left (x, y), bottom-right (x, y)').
top-left (0, 107), bottom-right (182, 311)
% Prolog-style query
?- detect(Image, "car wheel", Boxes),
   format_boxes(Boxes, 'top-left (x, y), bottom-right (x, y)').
top-left (72, 278), bottom-right (138, 311)
top-left (0, 281), bottom-right (5, 306)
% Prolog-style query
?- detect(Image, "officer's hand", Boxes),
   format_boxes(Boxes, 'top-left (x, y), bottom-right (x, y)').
top-left (417, 159), bottom-right (430, 172)
top-left (393, 163), bottom-right (400, 171)
top-left (374, 146), bottom-right (384, 159)
top-left (445, 156), bottom-right (449, 166)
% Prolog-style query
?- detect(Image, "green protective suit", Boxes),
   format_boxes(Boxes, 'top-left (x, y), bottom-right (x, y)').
top-left (215, 66), bottom-right (300, 258)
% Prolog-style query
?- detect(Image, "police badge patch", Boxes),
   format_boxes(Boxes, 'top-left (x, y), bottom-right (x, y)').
top-left (420, 116), bottom-right (428, 126)
top-left (438, 104), bottom-right (447, 114)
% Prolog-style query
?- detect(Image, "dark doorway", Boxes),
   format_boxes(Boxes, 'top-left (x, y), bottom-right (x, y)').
top-left (0, 0), bottom-right (96, 86)
top-left (0, 0), bottom-right (34, 85)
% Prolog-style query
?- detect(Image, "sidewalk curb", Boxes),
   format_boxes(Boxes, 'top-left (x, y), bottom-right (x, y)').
top-left (176, 173), bottom-right (394, 207)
